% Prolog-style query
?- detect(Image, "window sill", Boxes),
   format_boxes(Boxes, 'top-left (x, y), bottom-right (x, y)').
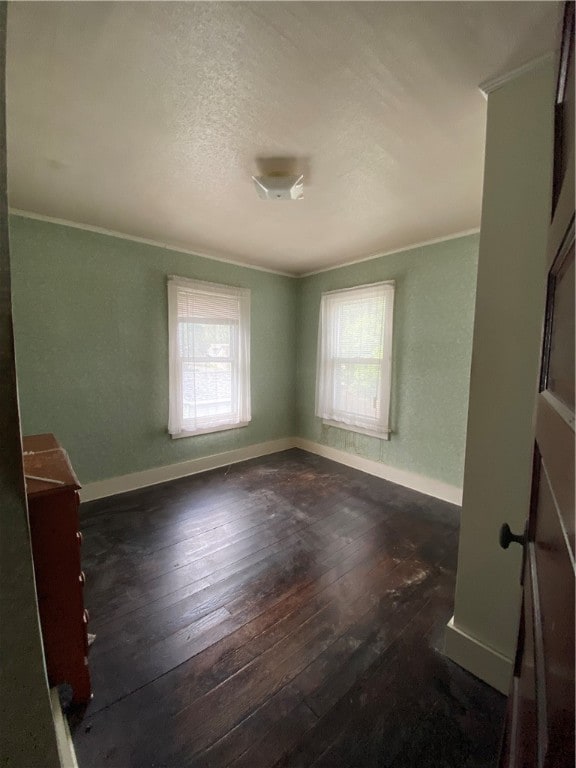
top-left (170, 421), bottom-right (250, 439)
top-left (323, 420), bottom-right (391, 441)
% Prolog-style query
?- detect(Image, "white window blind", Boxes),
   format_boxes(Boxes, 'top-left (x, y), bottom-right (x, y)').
top-left (315, 281), bottom-right (394, 439)
top-left (168, 276), bottom-right (251, 437)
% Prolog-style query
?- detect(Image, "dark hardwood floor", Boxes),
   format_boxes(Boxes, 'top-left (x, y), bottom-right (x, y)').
top-left (71, 449), bottom-right (505, 768)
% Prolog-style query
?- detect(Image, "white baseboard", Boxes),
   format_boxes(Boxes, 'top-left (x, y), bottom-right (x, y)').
top-left (80, 437), bottom-right (296, 502)
top-left (50, 688), bottom-right (78, 768)
top-left (294, 438), bottom-right (463, 505)
top-left (444, 616), bottom-right (512, 694)
top-left (80, 436), bottom-right (462, 506)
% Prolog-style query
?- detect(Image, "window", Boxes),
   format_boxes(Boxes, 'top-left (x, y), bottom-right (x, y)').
top-left (315, 281), bottom-right (394, 439)
top-left (168, 276), bottom-right (251, 438)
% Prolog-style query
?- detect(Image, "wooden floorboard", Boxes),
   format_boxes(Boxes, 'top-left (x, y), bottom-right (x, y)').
top-left (71, 449), bottom-right (505, 768)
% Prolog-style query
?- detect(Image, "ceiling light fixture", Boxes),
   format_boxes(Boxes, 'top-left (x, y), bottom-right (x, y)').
top-left (252, 174), bottom-right (304, 200)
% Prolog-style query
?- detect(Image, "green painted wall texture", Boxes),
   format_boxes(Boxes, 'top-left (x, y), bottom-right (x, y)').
top-left (9, 216), bottom-right (297, 482)
top-left (297, 235), bottom-right (479, 488)
top-left (10, 216), bottom-right (478, 488)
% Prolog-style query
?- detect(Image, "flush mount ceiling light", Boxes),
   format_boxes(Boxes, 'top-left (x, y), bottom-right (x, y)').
top-left (251, 174), bottom-right (304, 200)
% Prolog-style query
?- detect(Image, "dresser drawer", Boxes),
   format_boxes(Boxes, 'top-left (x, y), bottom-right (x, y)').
top-left (23, 433), bottom-right (92, 704)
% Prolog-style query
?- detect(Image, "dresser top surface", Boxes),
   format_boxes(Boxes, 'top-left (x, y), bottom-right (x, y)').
top-left (23, 434), bottom-right (81, 497)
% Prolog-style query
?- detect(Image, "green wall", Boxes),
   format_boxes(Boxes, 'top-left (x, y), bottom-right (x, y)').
top-left (297, 235), bottom-right (479, 488)
top-left (10, 216), bottom-right (478, 489)
top-left (9, 216), bottom-right (297, 482)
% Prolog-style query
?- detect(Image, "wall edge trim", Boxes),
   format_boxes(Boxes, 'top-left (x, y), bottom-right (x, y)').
top-left (298, 228), bottom-right (480, 277)
top-left (444, 616), bottom-right (513, 695)
top-left (294, 438), bottom-right (463, 505)
top-left (79, 437), bottom-right (296, 502)
top-left (8, 208), bottom-right (294, 278)
top-left (479, 52), bottom-right (556, 98)
top-left (50, 688), bottom-right (79, 768)
top-left (80, 437), bottom-right (462, 505)
top-left (10, 208), bottom-right (480, 281)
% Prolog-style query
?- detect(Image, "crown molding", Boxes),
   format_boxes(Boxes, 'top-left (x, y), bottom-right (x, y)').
top-left (479, 52), bottom-right (556, 99)
top-left (10, 208), bottom-right (480, 280)
top-left (298, 228), bottom-right (480, 278)
top-left (8, 208), bottom-right (294, 278)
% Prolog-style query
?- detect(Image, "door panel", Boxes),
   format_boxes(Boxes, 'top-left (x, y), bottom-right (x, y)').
top-left (533, 468), bottom-right (575, 766)
top-left (499, 4), bottom-right (575, 767)
top-left (546, 249), bottom-right (574, 410)
top-left (535, 391), bottom-right (575, 554)
top-left (507, 560), bottom-right (538, 767)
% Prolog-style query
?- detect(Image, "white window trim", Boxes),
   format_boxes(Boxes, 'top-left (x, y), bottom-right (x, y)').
top-left (322, 420), bottom-right (391, 441)
top-left (315, 280), bottom-right (395, 439)
top-left (170, 421), bottom-right (250, 440)
top-left (168, 275), bottom-right (251, 439)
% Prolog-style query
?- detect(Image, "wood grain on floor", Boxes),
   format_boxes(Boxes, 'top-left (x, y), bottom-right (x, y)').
top-left (71, 449), bottom-right (505, 768)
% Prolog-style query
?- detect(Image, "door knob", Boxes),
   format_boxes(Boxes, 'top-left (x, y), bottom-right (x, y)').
top-left (499, 523), bottom-right (526, 550)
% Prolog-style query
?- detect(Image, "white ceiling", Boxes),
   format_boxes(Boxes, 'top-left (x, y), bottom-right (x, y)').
top-left (6, 2), bottom-right (561, 275)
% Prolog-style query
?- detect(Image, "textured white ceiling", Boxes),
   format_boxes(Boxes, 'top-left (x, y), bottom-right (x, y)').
top-left (6, 2), bottom-right (561, 275)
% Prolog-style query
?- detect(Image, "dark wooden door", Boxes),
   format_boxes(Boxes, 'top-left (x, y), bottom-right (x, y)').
top-left (499, 4), bottom-right (575, 767)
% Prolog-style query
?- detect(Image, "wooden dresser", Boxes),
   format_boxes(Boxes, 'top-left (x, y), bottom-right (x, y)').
top-left (23, 433), bottom-right (92, 705)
